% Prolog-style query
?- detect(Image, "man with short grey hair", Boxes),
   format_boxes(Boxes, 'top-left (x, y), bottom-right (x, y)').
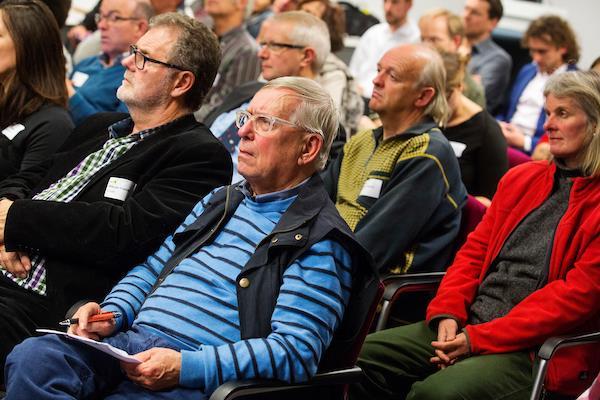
top-left (67, 0), bottom-right (154, 125)
top-left (5, 76), bottom-right (376, 400)
top-left (324, 43), bottom-right (466, 275)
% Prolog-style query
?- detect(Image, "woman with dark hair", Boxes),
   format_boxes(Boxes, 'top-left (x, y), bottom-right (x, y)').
top-left (0, 0), bottom-right (74, 181)
top-left (298, 0), bottom-right (363, 135)
top-left (441, 51), bottom-right (508, 202)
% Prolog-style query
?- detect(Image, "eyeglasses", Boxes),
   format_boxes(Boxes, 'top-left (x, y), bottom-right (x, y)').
top-left (258, 41), bottom-right (305, 53)
top-left (129, 45), bottom-right (188, 72)
top-left (94, 13), bottom-right (140, 24)
top-left (235, 110), bottom-right (323, 138)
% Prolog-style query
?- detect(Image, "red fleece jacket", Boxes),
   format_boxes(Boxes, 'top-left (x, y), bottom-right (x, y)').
top-left (427, 161), bottom-right (600, 395)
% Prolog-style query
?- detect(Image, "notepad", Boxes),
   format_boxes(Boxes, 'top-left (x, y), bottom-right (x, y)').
top-left (36, 329), bottom-right (141, 364)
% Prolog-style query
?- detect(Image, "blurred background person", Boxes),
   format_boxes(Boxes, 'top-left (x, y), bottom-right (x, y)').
top-left (349, 0), bottom-right (419, 98)
top-left (591, 56), bottom-right (600, 73)
top-left (0, 0), bottom-right (73, 182)
top-left (462, 0), bottom-right (511, 114)
top-left (66, 0), bottom-right (153, 126)
top-left (498, 15), bottom-right (579, 155)
top-left (272, 0), bottom-right (297, 13)
top-left (194, 0), bottom-right (261, 121)
top-left (298, 0), bottom-right (363, 135)
top-left (441, 52), bottom-right (507, 203)
top-left (247, 0), bottom-right (274, 37)
top-left (419, 7), bottom-right (485, 108)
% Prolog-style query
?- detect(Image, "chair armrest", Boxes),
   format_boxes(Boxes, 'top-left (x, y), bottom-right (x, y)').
top-left (375, 272), bottom-right (445, 331)
top-left (209, 366), bottom-right (363, 400)
top-left (382, 272), bottom-right (445, 303)
top-left (530, 331), bottom-right (600, 400)
top-left (537, 331), bottom-right (600, 361)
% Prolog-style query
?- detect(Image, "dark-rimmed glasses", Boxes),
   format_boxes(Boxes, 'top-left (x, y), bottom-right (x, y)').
top-left (129, 45), bottom-right (188, 72)
top-left (235, 110), bottom-right (323, 138)
top-left (258, 41), bottom-right (305, 53)
top-left (94, 13), bottom-right (140, 24)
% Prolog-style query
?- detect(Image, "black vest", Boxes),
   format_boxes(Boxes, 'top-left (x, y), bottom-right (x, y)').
top-left (162, 175), bottom-right (379, 370)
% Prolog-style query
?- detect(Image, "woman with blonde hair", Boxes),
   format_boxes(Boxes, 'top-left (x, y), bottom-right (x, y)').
top-left (441, 51), bottom-right (507, 201)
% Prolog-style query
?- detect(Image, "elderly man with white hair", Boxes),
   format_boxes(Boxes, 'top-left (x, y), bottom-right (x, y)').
top-left (5, 76), bottom-right (376, 400)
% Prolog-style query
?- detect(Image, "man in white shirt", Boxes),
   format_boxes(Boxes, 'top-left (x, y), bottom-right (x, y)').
top-left (498, 15), bottom-right (580, 154)
top-left (349, 0), bottom-right (419, 98)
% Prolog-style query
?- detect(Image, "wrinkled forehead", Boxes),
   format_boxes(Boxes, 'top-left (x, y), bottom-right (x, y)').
top-left (136, 25), bottom-right (178, 56)
top-left (259, 20), bottom-right (293, 42)
top-left (100, 0), bottom-right (138, 15)
top-left (249, 88), bottom-right (299, 118)
top-left (382, 47), bottom-right (424, 77)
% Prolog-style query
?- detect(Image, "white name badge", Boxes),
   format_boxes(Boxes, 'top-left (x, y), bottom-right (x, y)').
top-left (359, 178), bottom-right (383, 199)
top-left (71, 71), bottom-right (89, 87)
top-left (450, 141), bottom-right (467, 158)
top-left (2, 124), bottom-right (25, 140)
top-left (104, 177), bottom-right (136, 201)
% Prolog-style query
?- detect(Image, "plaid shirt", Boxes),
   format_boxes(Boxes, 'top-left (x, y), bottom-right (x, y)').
top-left (1, 117), bottom-right (162, 295)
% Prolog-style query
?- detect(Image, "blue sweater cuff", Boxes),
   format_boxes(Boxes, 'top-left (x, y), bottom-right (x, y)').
top-left (180, 349), bottom-right (206, 389)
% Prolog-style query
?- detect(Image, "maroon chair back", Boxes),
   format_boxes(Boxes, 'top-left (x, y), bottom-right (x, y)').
top-left (507, 147), bottom-right (531, 169)
top-left (455, 195), bottom-right (487, 251)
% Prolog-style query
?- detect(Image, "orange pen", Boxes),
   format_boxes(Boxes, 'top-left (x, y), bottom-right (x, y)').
top-left (58, 312), bottom-right (122, 327)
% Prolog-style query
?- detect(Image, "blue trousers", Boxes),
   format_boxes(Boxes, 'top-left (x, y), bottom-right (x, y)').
top-left (5, 327), bottom-right (207, 399)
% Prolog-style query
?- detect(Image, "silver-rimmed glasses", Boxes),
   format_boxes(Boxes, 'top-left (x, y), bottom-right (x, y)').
top-left (235, 110), bottom-right (323, 138)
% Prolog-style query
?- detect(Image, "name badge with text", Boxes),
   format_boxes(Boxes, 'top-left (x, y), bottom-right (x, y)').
top-left (359, 178), bottom-right (383, 199)
top-left (71, 71), bottom-right (89, 87)
top-left (104, 177), bottom-right (136, 201)
top-left (449, 141), bottom-right (467, 158)
top-left (2, 124), bottom-right (25, 140)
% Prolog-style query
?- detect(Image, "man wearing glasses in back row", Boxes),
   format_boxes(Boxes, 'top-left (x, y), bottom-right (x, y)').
top-left (66, 0), bottom-right (154, 125)
top-left (0, 13), bottom-right (232, 384)
top-left (202, 11), bottom-right (340, 184)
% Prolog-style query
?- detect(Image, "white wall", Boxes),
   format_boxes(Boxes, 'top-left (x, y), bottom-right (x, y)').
top-left (346, 0), bottom-right (599, 68)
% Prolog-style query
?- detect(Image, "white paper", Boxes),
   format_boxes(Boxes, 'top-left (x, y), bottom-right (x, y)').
top-left (36, 329), bottom-right (141, 364)
top-left (359, 178), bottom-right (383, 199)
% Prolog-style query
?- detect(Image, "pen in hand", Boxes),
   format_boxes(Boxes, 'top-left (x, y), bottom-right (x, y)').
top-left (59, 312), bottom-right (121, 327)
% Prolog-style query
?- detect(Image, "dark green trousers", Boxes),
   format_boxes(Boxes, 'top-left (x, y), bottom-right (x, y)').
top-left (350, 321), bottom-right (534, 400)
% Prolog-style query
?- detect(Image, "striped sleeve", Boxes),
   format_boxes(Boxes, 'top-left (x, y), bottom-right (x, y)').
top-left (101, 188), bottom-right (222, 330)
top-left (179, 238), bottom-right (353, 392)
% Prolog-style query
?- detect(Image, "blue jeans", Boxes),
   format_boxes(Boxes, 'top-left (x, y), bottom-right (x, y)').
top-left (4, 326), bottom-right (207, 399)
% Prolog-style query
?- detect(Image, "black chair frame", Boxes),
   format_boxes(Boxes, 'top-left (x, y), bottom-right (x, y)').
top-left (375, 272), bottom-right (445, 332)
top-left (530, 331), bottom-right (600, 400)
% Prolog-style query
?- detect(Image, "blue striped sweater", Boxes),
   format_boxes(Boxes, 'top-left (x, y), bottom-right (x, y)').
top-left (102, 186), bottom-right (352, 393)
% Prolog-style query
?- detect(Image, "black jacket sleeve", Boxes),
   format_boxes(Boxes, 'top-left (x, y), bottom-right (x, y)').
top-left (4, 122), bottom-right (233, 268)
